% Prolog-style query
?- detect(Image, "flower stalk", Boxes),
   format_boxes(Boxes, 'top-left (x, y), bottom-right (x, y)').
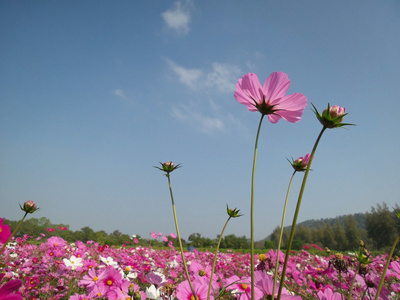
top-left (0, 201), bottom-right (38, 254)
top-left (277, 125), bottom-right (327, 299)
top-left (166, 174), bottom-right (197, 299)
top-left (272, 170), bottom-right (296, 298)
top-left (374, 227), bottom-right (400, 299)
top-left (156, 162), bottom-right (197, 299)
top-left (250, 114), bottom-right (265, 300)
top-left (207, 206), bottom-right (242, 300)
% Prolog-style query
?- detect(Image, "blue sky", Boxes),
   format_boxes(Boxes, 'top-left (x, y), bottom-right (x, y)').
top-left (1, 1), bottom-right (399, 241)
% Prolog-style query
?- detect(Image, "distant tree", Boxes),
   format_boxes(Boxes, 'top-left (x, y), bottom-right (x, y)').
top-left (321, 224), bottom-right (336, 250)
top-left (188, 233), bottom-right (203, 247)
top-left (269, 226), bottom-right (289, 248)
top-left (333, 221), bottom-right (347, 251)
top-left (344, 215), bottom-right (361, 250)
top-left (366, 202), bottom-right (398, 250)
top-left (264, 240), bottom-right (275, 249)
top-left (294, 226), bottom-right (313, 244)
top-left (80, 226), bottom-right (96, 242)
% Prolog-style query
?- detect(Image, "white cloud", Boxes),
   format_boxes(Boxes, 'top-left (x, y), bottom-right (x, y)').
top-left (165, 58), bottom-right (241, 93)
top-left (113, 89), bottom-right (128, 99)
top-left (165, 58), bottom-right (203, 89)
top-left (161, 1), bottom-right (191, 35)
top-left (171, 105), bottom-right (224, 133)
top-left (206, 63), bottom-right (242, 93)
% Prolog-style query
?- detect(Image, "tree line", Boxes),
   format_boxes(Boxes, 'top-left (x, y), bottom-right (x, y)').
top-left (3, 202), bottom-right (399, 251)
top-left (267, 202), bottom-right (400, 251)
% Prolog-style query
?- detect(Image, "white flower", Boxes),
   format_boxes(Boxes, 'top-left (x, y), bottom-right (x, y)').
top-left (63, 255), bottom-right (83, 270)
top-left (99, 255), bottom-right (119, 268)
top-left (146, 285), bottom-right (163, 300)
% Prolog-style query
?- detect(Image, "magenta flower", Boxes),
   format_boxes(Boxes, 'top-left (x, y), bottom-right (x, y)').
top-left (176, 280), bottom-right (212, 300)
top-left (0, 274), bottom-right (22, 300)
top-left (225, 275), bottom-right (264, 300)
top-left (234, 72), bottom-right (307, 123)
top-left (0, 219), bottom-right (11, 244)
top-left (316, 288), bottom-right (343, 300)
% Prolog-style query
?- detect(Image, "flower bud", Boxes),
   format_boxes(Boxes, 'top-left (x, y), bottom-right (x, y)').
top-left (154, 161), bottom-right (182, 176)
top-left (290, 153), bottom-right (311, 172)
top-left (20, 200), bottom-right (38, 214)
top-left (226, 205), bottom-right (243, 218)
top-left (312, 103), bottom-right (353, 129)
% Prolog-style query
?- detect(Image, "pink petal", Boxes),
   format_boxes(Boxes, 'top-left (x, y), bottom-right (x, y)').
top-left (234, 73), bottom-right (263, 111)
top-left (263, 72), bottom-right (290, 102)
top-left (0, 279), bottom-right (22, 297)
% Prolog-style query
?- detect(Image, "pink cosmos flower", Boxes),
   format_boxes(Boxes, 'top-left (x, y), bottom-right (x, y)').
top-left (46, 228), bottom-right (55, 232)
top-left (176, 279), bottom-right (212, 300)
top-left (234, 72), bottom-right (307, 123)
top-left (162, 236), bottom-right (168, 242)
top-left (254, 271), bottom-right (301, 300)
top-left (170, 233), bottom-right (177, 239)
top-left (0, 219), bottom-right (11, 244)
top-left (46, 236), bottom-right (67, 248)
top-left (151, 231), bottom-right (159, 239)
top-left (316, 288), bottom-right (343, 300)
top-left (0, 273), bottom-right (22, 300)
top-left (225, 275), bottom-right (263, 300)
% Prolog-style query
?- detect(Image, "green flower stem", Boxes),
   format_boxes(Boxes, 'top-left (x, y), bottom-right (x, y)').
top-left (207, 216), bottom-right (231, 300)
top-left (347, 263), bottom-right (360, 300)
top-left (250, 114), bottom-right (265, 300)
top-left (374, 233), bottom-right (400, 300)
top-left (272, 170), bottom-right (296, 298)
top-left (0, 212), bottom-right (28, 254)
top-left (338, 271), bottom-right (344, 300)
top-left (277, 126), bottom-right (327, 299)
top-left (167, 174), bottom-right (197, 299)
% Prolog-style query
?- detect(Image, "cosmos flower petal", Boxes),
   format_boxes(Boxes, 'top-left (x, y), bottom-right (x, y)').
top-left (263, 71), bottom-right (290, 101)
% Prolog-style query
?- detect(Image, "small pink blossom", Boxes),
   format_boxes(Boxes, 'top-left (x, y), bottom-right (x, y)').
top-left (170, 233), bottom-right (177, 239)
top-left (234, 72), bottom-right (307, 123)
top-left (0, 219), bottom-right (11, 244)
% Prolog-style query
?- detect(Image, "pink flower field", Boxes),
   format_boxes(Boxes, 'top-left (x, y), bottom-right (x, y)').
top-left (1, 234), bottom-right (400, 299)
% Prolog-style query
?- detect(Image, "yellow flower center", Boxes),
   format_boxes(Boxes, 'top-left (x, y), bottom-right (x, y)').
top-left (93, 277), bottom-right (98, 282)
top-left (107, 280), bottom-right (113, 286)
top-left (199, 269), bottom-right (206, 276)
top-left (241, 283), bottom-right (248, 290)
top-left (258, 254), bottom-right (267, 262)
top-left (190, 295), bottom-right (197, 300)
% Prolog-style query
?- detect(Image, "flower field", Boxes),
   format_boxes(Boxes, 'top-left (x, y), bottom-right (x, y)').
top-left (1, 234), bottom-right (400, 299)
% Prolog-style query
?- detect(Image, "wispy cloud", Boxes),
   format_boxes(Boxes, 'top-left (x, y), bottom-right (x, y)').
top-left (165, 58), bottom-right (202, 89)
top-left (161, 1), bottom-right (191, 35)
top-left (113, 89), bottom-right (128, 99)
top-left (205, 63), bottom-right (242, 93)
top-left (171, 105), bottom-right (224, 133)
top-left (165, 58), bottom-right (241, 93)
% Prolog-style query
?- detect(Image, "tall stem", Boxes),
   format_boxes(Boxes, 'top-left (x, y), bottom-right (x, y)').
top-left (167, 175), bottom-right (197, 299)
top-left (0, 212), bottom-right (28, 254)
top-left (277, 126), bottom-right (327, 299)
top-left (347, 263), bottom-right (360, 300)
top-left (207, 217), bottom-right (231, 300)
top-left (250, 114), bottom-right (265, 300)
top-left (374, 234), bottom-right (400, 300)
top-left (272, 171), bottom-right (296, 298)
